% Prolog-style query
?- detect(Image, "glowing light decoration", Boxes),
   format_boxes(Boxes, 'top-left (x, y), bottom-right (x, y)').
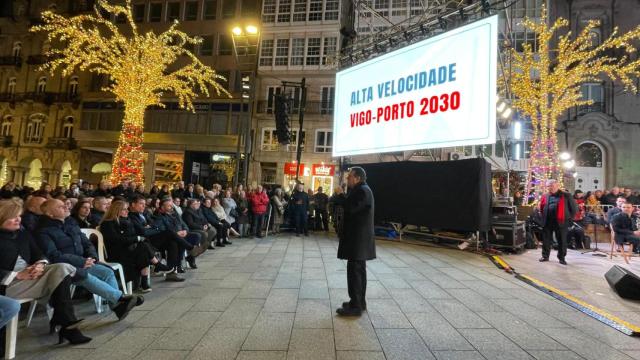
top-left (508, 6), bottom-right (640, 196)
top-left (31, 0), bottom-right (230, 184)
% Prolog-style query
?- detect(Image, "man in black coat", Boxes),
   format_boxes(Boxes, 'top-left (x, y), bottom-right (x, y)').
top-left (337, 167), bottom-right (376, 317)
top-left (610, 202), bottom-right (640, 251)
top-left (538, 180), bottom-right (577, 265)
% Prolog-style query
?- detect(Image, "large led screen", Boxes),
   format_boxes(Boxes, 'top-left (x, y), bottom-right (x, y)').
top-left (333, 15), bottom-right (498, 157)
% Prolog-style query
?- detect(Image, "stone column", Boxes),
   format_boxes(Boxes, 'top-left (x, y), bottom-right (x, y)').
top-left (144, 151), bottom-right (156, 190)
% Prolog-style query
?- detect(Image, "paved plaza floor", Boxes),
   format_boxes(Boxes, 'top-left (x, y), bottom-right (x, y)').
top-left (11, 233), bottom-right (640, 360)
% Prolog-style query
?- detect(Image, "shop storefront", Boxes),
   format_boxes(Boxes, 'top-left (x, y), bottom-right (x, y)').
top-left (283, 161), bottom-right (306, 190)
top-left (282, 162), bottom-right (337, 194)
top-left (311, 164), bottom-right (335, 194)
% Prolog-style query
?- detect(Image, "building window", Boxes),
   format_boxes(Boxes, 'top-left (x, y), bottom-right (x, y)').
top-left (218, 34), bottom-right (233, 55)
top-left (62, 117), bottom-right (74, 138)
top-left (510, 31), bottom-right (537, 52)
top-left (308, 0), bottom-right (322, 21)
top-left (288, 130), bottom-right (305, 151)
top-left (322, 37), bottom-right (337, 65)
top-left (149, 3), bottom-right (163, 22)
top-left (167, 2), bottom-right (181, 21)
top-left (315, 129), bottom-right (332, 153)
top-left (374, 0), bottom-right (389, 17)
top-left (200, 35), bottom-right (214, 56)
top-left (259, 39), bottom-right (274, 66)
top-left (12, 42), bottom-right (22, 58)
top-left (325, 0), bottom-right (338, 20)
top-left (275, 39), bottom-right (289, 66)
top-left (512, 0), bottom-right (543, 18)
top-left (185, 1), bottom-right (199, 20)
top-left (203, 0), bottom-right (217, 19)
top-left (222, 0), bottom-right (235, 18)
top-left (291, 38), bottom-right (305, 65)
top-left (266, 86), bottom-right (281, 113)
top-left (409, 0), bottom-right (421, 16)
top-left (293, 0), bottom-right (306, 22)
top-left (241, 0), bottom-right (258, 16)
top-left (68, 76), bottom-right (79, 97)
top-left (579, 83), bottom-right (604, 114)
top-left (133, 3), bottom-right (146, 22)
top-left (262, 0), bottom-right (276, 22)
top-left (36, 77), bottom-right (47, 94)
top-left (306, 38), bottom-right (320, 65)
top-left (1, 116), bottom-right (12, 137)
top-left (25, 116), bottom-right (45, 143)
top-left (321, 86), bottom-right (334, 114)
top-left (391, 0), bottom-right (407, 17)
top-left (277, 0), bottom-right (291, 22)
top-left (7, 77), bottom-right (16, 95)
top-left (261, 128), bottom-right (279, 151)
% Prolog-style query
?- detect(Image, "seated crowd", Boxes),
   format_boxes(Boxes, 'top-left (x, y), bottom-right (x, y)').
top-left (0, 178), bottom-right (347, 350)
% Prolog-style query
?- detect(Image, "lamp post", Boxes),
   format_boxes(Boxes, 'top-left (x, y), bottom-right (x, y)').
top-left (230, 23), bottom-right (260, 187)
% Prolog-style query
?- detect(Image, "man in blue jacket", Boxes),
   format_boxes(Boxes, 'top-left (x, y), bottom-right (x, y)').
top-left (36, 199), bottom-right (141, 319)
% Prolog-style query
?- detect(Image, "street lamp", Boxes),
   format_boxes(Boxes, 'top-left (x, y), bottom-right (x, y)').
top-left (230, 23), bottom-right (261, 187)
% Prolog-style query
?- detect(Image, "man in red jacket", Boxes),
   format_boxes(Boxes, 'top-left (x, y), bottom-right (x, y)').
top-left (250, 185), bottom-right (270, 238)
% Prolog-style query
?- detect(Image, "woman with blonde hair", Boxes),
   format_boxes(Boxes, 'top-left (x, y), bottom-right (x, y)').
top-left (100, 200), bottom-right (171, 293)
top-left (0, 199), bottom-right (91, 344)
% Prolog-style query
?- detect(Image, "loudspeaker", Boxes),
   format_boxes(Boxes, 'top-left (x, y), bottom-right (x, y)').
top-left (605, 265), bottom-right (640, 300)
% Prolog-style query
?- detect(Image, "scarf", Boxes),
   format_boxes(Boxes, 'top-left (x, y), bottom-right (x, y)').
top-left (539, 191), bottom-right (566, 224)
top-left (212, 204), bottom-right (226, 220)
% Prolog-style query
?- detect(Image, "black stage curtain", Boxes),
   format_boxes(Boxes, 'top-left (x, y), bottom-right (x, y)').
top-left (359, 158), bottom-right (492, 232)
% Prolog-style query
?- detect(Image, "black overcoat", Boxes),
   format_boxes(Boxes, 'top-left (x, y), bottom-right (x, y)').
top-left (337, 182), bottom-right (376, 261)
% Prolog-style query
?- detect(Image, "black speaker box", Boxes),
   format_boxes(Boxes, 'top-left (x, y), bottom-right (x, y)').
top-left (605, 265), bottom-right (640, 300)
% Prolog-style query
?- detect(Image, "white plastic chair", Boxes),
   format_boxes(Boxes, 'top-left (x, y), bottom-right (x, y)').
top-left (5, 298), bottom-right (36, 359)
top-left (69, 284), bottom-right (104, 314)
top-left (81, 228), bottom-right (131, 295)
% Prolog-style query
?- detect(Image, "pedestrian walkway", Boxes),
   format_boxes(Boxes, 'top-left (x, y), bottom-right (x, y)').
top-left (12, 233), bottom-right (640, 360)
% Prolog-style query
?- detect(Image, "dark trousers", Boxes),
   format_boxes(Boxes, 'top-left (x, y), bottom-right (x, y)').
top-left (293, 207), bottom-right (308, 235)
top-left (347, 260), bottom-right (367, 310)
top-left (315, 209), bottom-right (329, 231)
top-left (149, 231), bottom-right (181, 267)
top-left (49, 276), bottom-right (78, 326)
top-left (542, 222), bottom-right (568, 260)
top-left (615, 234), bottom-right (640, 250)
top-left (253, 213), bottom-right (265, 237)
top-left (212, 221), bottom-right (231, 241)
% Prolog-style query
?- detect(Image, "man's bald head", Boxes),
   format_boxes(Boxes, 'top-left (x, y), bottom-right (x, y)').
top-left (26, 196), bottom-right (47, 215)
top-left (41, 199), bottom-right (69, 221)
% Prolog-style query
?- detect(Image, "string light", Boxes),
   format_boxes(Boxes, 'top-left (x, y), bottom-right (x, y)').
top-left (508, 6), bottom-right (640, 198)
top-left (31, 0), bottom-right (230, 185)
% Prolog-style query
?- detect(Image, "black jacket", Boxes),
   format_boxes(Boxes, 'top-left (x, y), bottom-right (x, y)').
top-left (182, 207), bottom-right (209, 230)
top-left (201, 206), bottom-right (222, 226)
top-left (290, 190), bottom-right (309, 209)
top-left (35, 217), bottom-right (97, 269)
top-left (539, 191), bottom-right (577, 228)
top-left (128, 211), bottom-right (162, 237)
top-left (70, 215), bottom-right (93, 229)
top-left (338, 182), bottom-right (376, 261)
top-left (155, 211), bottom-right (188, 233)
top-left (99, 218), bottom-right (140, 261)
top-left (87, 210), bottom-right (104, 228)
top-left (0, 229), bottom-right (47, 291)
top-left (314, 193), bottom-right (329, 211)
top-left (611, 212), bottom-right (638, 242)
top-left (21, 210), bottom-right (41, 233)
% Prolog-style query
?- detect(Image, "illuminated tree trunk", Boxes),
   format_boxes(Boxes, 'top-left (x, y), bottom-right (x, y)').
top-left (110, 107), bottom-right (145, 185)
top-left (525, 111), bottom-right (562, 198)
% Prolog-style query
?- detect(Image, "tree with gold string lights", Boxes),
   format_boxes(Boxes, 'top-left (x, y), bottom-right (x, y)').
top-left (507, 7), bottom-right (640, 197)
top-left (31, 0), bottom-right (229, 185)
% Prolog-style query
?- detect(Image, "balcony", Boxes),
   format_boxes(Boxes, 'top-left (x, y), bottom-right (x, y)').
top-left (0, 92), bottom-right (81, 105)
top-left (46, 137), bottom-right (77, 150)
top-left (256, 100), bottom-right (334, 115)
top-left (0, 135), bottom-right (12, 147)
top-left (577, 102), bottom-right (605, 116)
top-left (0, 56), bottom-right (22, 67)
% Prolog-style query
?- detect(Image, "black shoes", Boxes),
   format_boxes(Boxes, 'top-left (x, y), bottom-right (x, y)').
top-left (186, 255), bottom-right (198, 269)
top-left (342, 301), bottom-right (366, 311)
top-left (223, 239), bottom-right (232, 245)
top-left (58, 327), bottom-right (92, 345)
top-left (176, 265), bottom-right (186, 274)
top-left (165, 271), bottom-right (185, 282)
top-left (336, 306), bottom-right (362, 317)
top-left (113, 295), bottom-right (140, 320)
top-left (208, 244), bottom-right (216, 250)
top-left (154, 262), bottom-right (172, 272)
top-left (559, 259), bottom-right (567, 265)
top-left (139, 277), bottom-right (152, 293)
top-left (539, 257), bottom-right (549, 262)
top-left (216, 241), bottom-right (226, 247)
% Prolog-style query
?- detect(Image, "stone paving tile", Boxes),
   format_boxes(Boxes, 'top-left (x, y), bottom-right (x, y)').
top-left (335, 351), bottom-right (387, 360)
top-left (243, 312), bottom-right (295, 350)
top-left (376, 273), bottom-right (412, 289)
top-left (551, 310), bottom-right (640, 350)
top-left (273, 273), bottom-right (302, 289)
top-left (458, 329), bottom-right (535, 360)
top-left (89, 327), bottom-right (167, 359)
top-left (171, 311), bottom-right (221, 330)
top-left (333, 314), bottom-right (382, 351)
top-left (389, 288), bottom-right (435, 313)
top-left (410, 280), bottom-right (455, 299)
top-left (133, 350), bottom-right (189, 360)
top-left (376, 328), bottom-right (435, 359)
top-left (218, 272), bottom-right (253, 288)
top-left (192, 288), bottom-right (240, 312)
top-left (24, 348), bottom-right (95, 360)
top-left (263, 288), bottom-right (300, 312)
top-left (476, 312), bottom-right (565, 351)
top-left (299, 279), bottom-right (330, 299)
top-left (294, 299), bottom-right (333, 328)
top-left (236, 351), bottom-right (288, 360)
top-left (492, 299), bottom-right (570, 329)
top-left (428, 299), bottom-right (492, 329)
top-left (428, 274), bottom-right (467, 289)
top-left (149, 327), bottom-right (207, 350)
top-left (238, 280), bottom-right (274, 299)
top-left (367, 299), bottom-right (413, 328)
top-left (538, 327), bottom-right (635, 360)
top-left (445, 288), bottom-right (504, 312)
top-left (135, 298), bottom-right (198, 328)
top-left (459, 280), bottom-right (513, 299)
top-left (527, 350), bottom-right (586, 360)
top-left (187, 327), bottom-right (250, 360)
top-left (214, 298), bottom-right (265, 328)
top-left (431, 350), bottom-right (486, 360)
top-left (287, 328), bottom-right (336, 360)
top-left (405, 312), bottom-right (474, 351)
